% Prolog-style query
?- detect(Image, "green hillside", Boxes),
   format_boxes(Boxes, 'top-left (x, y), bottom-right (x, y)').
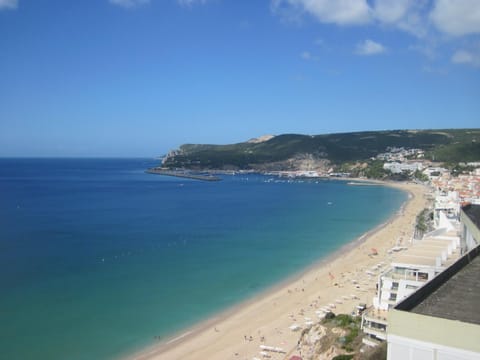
top-left (162, 129), bottom-right (480, 170)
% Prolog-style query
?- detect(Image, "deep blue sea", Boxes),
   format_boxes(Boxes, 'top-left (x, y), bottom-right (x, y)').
top-left (0, 158), bottom-right (406, 360)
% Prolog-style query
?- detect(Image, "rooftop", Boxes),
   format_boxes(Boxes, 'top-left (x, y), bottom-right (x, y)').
top-left (396, 246), bottom-right (480, 326)
top-left (463, 204), bottom-right (480, 230)
top-left (392, 236), bottom-right (460, 268)
top-left (392, 255), bottom-right (437, 267)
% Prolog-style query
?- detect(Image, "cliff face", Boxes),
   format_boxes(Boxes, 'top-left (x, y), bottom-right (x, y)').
top-left (161, 129), bottom-right (480, 170)
top-left (162, 151), bottom-right (330, 172)
top-left (249, 154), bottom-right (331, 173)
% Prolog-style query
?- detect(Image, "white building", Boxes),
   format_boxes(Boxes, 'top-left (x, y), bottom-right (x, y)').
top-left (387, 246), bottom-right (480, 360)
top-left (423, 166), bottom-right (448, 178)
top-left (387, 204), bottom-right (480, 360)
top-left (361, 222), bottom-right (461, 347)
top-left (383, 162), bottom-right (423, 174)
top-left (434, 191), bottom-right (461, 225)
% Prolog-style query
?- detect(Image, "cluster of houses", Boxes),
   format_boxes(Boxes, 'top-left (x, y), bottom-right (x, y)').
top-left (360, 170), bottom-right (480, 359)
top-left (380, 147), bottom-right (426, 174)
top-left (376, 147), bottom-right (425, 162)
top-left (383, 162), bottom-right (424, 174)
top-left (273, 149), bottom-right (480, 359)
top-left (431, 170), bottom-right (480, 205)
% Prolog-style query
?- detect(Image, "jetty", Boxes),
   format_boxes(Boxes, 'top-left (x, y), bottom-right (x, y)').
top-left (146, 168), bottom-right (221, 182)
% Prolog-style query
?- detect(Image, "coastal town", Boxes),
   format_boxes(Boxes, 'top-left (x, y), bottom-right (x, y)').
top-left (264, 149), bottom-right (480, 360)
top-left (137, 147), bottom-right (480, 360)
top-left (273, 153), bottom-right (480, 359)
top-left (250, 150), bottom-right (480, 360)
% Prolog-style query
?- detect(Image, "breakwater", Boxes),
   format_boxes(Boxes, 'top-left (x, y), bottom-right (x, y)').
top-left (146, 168), bottom-right (221, 181)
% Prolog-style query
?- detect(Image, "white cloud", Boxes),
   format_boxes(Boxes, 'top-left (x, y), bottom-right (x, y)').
top-left (271, 0), bottom-right (429, 37)
top-left (109, 0), bottom-right (150, 9)
top-left (177, 0), bottom-right (210, 6)
top-left (271, 0), bottom-right (480, 70)
top-left (272, 0), bottom-right (371, 26)
top-left (109, 0), bottom-right (211, 8)
top-left (373, 0), bottom-right (413, 23)
top-left (409, 41), bottom-right (439, 60)
top-left (300, 51), bottom-right (320, 61)
top-left (452, 50), bottom-right (474, 63)
top-left (373, 0), bottom-right (430, 38)
top-left (430, 0), bottom-right (480, 36)
top-left (452, 49), bottom-right (480, 67)
top-left (271, 0), bottom-right (480, 39)
top-left (396, 8), bottom-right (429, 37)
top-left (356, 39), bottom-right (387, 55)
top-left (0, 0), bottom-right (18, 10)
top-left (301, 51), bottom-right (312, 60)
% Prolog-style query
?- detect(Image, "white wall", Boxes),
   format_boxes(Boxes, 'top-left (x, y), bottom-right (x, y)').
top-left (388, 334), bottom-right (480, 360)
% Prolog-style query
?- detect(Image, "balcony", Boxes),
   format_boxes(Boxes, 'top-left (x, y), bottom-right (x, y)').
top-left (362, 336), bottom-right (384, 347)
top-left (363, 308), bottom-right (389, 325)
top-left (362, 326), bottom-right (387, 341)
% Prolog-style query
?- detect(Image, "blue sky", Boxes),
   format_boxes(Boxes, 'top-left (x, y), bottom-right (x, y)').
top-left (0, 0), bottom-right (479, 157)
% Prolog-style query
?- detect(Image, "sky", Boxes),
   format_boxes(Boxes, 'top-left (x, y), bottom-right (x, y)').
top-left (0, 0), bottom-right (479, 157)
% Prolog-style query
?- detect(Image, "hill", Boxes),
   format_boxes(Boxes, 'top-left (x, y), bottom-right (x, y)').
top-left (161, 129), bottom-right (480, 171)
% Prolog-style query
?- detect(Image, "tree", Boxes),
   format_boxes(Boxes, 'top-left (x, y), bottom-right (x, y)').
top-left (364, 160), bottom-right (387, 179)
top-left (413, 169), bottom-right (429, 182)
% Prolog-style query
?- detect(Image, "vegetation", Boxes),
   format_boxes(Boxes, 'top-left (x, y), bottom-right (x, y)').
top-left (162, 129), bottom-right (480, 170)
top-left (416, 209), bottom-right (428, 233)
top-left (294, 310), bottom-right (391, 360)
top-left (413, 169), bottom-right (429, 182)
top-left (444, 162), bottom-right (476, 177)
top-left (322, 313), bottom-right (362, 353)
top-left (301, 312), bottom-right (386, 360)
top-left (415, 208), bottom-right (433, 238)
top-left (332, 355), bottom-right (354, 360)
top-left (427, 138), bottom-right (480, 163)
top-left (363, 160), bottom-right (388, 179)
top-left (387, 172), bottom-right (411, 181)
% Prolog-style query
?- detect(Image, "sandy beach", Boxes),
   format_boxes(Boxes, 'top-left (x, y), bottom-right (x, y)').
top-left (127, 181), bottom-right (429, 360)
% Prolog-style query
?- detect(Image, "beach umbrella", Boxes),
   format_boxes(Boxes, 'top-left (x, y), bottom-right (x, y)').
top-left (289, 324), bottom-right (301, 331)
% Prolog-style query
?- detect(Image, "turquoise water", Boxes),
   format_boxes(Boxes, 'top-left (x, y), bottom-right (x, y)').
top-left (0, 159), bottom-right (406, 360)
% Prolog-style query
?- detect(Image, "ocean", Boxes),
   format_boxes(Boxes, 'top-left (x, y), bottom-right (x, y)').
top-left (0, 158), bottom-right (406, 360)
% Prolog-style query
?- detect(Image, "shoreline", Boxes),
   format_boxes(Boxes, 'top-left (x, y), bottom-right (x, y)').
top-left (124, 180), bottom-right (428, 360)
